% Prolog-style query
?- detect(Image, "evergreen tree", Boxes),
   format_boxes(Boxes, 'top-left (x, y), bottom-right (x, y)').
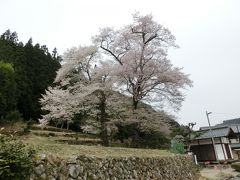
top-left (0, 61), bottom-right (17, 117)
top-left (0, 30), bottom-right (61, 120)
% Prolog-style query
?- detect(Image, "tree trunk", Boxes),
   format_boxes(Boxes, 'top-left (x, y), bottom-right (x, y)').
top-left (99, 91), bottom-right (109, 146)
top-left (132, 97), bottom-right (138, 110)
top-left (132, 97), bottom-right (140, 147)
top-left (61, 122), bottom-right (64, 129)
top-left (67, 122), bottom-right (70, 130)
top-left (101, 121), bottom-right (109, 146)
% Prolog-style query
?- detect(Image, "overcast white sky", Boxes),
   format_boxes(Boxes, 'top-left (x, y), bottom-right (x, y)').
top-left (1, 0), bottom-right (240, 129)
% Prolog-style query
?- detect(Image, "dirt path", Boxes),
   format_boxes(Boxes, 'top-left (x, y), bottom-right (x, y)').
top-left (200, 167), bottom-right (239, 180)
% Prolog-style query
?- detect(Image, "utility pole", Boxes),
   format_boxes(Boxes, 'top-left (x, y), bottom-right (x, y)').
top-left (206, 111), bottom-right (220, 166)
top-left (236, 125), bottom-right (240, 142)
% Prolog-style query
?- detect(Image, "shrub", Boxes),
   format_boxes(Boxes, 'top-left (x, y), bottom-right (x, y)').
top-left (231, 162), bottom-right (240, 172)
top-left (0, 136), bottom-right (36, 180)
top-left (114, 123), bottom-right (137, 143)
top-left (114, 123), bottom-right (170, 149)
top-left (170, 141), bottom-right (185, 154)
top-left (139, 131), bottom-right (170, 149)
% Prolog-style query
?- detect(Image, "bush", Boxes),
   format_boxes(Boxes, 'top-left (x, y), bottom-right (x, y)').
top-left (170, 141), bottom-right (185, 154)
top-left (114, 123), bottom-right (170, 149)
top-left (0, 136), bottom-right (36, 180)
top-left (231, 162), bottom-right (240, 172)
top-left (139, 131), bottom-right (170, 149)
top-left (114, 123), bottom-right (137, 143)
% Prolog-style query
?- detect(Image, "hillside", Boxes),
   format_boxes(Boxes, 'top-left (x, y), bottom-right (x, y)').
top-left (92, 91), bottom-right (179, 136)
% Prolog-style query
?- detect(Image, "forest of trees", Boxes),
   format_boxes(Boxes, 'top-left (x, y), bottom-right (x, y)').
top-left (0, 29), bottom-right (61, 120)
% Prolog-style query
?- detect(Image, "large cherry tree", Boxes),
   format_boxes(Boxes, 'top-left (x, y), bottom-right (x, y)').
top-left (93, 13), bottom-right (192, 111)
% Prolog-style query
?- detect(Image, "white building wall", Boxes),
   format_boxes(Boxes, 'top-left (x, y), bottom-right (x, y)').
top-left (222, 144), bottom-right (227, 160)
top-left (229, 144), bottom-right (233, 159)
top-left (230, 138), bottom-right (239, 143)
top-left (232, 150), bottom-right (240, 160)
top-left (221, 137), bottom-right (229, 143)
top-left (215, 144), bottom-right (225, 160)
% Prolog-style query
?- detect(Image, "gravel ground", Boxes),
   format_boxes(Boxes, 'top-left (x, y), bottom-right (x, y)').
top-left (200, 167), bottom-right (240, 180)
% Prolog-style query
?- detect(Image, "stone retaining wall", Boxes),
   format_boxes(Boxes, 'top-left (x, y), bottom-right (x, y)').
top-left (31, 154), bottom-right (199, 180)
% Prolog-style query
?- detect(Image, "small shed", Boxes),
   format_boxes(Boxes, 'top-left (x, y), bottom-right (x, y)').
top-left (190, 127), bottom-right (237, 162)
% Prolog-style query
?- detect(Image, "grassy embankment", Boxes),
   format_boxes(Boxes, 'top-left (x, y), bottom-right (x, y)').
top-left (0, 121), bottom-right (172, 158)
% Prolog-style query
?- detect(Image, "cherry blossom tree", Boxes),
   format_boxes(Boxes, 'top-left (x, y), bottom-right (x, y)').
top-left (40, 87), bottom-right (76, 129)
top-left (40, 45), bottom-right (115, 145)
top-left (93, 13), bottom-right (192, 111)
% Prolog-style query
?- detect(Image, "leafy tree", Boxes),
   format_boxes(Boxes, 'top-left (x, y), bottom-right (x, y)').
top-left (93, 13), bottom-right (192, 111)
top-left (23, 38), bottom-right (61, 119)
top-left (170, 122), bottom-right (196, 151)
top-left (0, 61), bottom-right (17, 118)
top-left (0, 29), bottom-right (18, 44)
top-left (0, 30), bottom-right (61, 120)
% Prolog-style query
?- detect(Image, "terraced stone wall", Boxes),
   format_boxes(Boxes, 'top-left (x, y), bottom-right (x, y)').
top-left (32, 154), bottom-right (199, 180)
